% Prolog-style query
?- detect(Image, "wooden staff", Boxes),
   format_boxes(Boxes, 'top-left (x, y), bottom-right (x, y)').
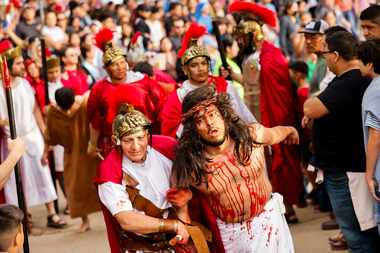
top-left (0, 56), bottom-right (30, 253)
top-left (212, 20), bottom-right (229, 75)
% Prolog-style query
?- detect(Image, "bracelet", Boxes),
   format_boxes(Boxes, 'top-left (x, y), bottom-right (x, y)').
top-left (158, 219), bottom-right (165, 233)
top-left (173, 221), bottom-right (179, 234)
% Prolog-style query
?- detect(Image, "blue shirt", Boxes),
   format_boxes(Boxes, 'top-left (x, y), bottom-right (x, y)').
top-left (362, 75), bottom-right (380, 180)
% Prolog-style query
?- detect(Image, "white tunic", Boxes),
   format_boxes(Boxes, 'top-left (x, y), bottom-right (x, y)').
top-left (98, 146), bottom-right (172, 216)
top-left (0, 78), bottom-right (57, 206)
top-left (217, 193), bottom-right (295, 253)
top-left (176, 80), bottom-right (257, 138)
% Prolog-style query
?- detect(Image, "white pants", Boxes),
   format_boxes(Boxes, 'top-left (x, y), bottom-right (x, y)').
top-left (53, 145), bottom-right (64, 172)
top-left (217, 193), bottom-right (294, 253)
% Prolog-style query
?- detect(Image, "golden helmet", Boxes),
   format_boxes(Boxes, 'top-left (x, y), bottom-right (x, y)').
top-left (103, 43), bottom-right (127, 66)
top-left (181, 40), bottom-right (210, 66)
top-left (112, 104), bottom-right (151, 142)
top-left (233, 20), bottom-right (264, 41)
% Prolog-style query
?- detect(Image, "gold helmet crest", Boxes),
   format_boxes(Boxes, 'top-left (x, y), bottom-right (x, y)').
top-left (112, 104), bottom-right (151, 143)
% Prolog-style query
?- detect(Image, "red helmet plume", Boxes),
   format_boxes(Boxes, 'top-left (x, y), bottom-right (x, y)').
top-left (95, 28), bottom-right (114, 52)
top-left (228, 1), bottom-right (277, 28)
top-left (177, 22), bottom-right (207, 59)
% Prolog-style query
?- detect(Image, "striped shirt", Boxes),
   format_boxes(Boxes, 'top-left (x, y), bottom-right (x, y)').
top-left (362, 75), bottom-right (380, 180)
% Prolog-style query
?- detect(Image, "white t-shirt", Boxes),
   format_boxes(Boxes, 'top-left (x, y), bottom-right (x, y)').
top-left (48, 81), bottom-right (63, 104)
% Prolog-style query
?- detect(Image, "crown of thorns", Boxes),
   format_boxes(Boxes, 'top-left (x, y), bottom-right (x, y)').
top-left (182, 97), bottom-right (217, 122)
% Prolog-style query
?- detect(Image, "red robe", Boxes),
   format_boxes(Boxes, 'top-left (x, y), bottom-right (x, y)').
top-left (259, 41), bottom-right (302, 205)
top-left (95, 135), bottom-right (225, 253)
top-left (61, 69), bottom-right (89, 95)
top-left (26, 76), bottom-right (46, 113)
top-left (87, 75), bottom-right (167, 156)
top-left (160, 76), bottom-right (228, 138)
top-left (0, 128), bottom-right (4, 204)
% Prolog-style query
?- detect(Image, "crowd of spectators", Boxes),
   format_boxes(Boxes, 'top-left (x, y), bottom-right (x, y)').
top-left (1, 0), bottom-right (380, 252)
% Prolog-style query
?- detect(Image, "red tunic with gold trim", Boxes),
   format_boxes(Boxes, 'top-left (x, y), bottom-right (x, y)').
top-left (87, 73), bottom-right (167, 156)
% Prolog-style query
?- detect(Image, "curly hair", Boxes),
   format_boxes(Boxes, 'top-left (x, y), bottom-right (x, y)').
top-left (172, 85), bottom-right (255, 188)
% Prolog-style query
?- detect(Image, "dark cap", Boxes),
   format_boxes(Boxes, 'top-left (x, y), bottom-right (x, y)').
top-left (299, 20), bottom-right (329, 34)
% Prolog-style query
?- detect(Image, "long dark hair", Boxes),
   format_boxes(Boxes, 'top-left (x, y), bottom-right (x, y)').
top-left (172, 86), bottom-right (255, 188)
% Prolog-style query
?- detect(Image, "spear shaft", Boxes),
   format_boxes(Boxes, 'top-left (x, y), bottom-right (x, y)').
top-left (1, 56), bottom-right (30, 253)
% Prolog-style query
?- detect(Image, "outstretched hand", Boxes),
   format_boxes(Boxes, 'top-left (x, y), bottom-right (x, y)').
top-left (283, 127), bottom-right (299, 145)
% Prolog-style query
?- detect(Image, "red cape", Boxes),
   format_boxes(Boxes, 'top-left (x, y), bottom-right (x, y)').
top-left (260, 41), bottom-right (302, 204)
top-left (95, 135), bottom-right (224, 253)
top-left (0, 128), bottom-right (5, 204)
top-left (160, 76), bottom-right (228, 138)
top-left (26, 77), bottom-right (46, 113)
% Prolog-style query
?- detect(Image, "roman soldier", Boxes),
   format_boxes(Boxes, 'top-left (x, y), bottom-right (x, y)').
top-left (87, 28), bottom-right (167, 158)
top-left (95, 105), bottom-right (210, 253)
top-left (228, 1), bottom-right (302, 220)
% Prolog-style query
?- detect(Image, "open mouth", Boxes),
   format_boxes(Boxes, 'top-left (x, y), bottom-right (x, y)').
top-left (208, 128), bottom-right (219, 136)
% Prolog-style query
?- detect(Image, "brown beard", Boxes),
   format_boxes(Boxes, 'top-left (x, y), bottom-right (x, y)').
top-left (200, 132), bottom-right (227, 147)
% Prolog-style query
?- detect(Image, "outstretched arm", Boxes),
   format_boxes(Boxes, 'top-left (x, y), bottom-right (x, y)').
top-left (0, 138), bottom-right (25, 189)
top-left (251, 123), bottom-right (299, 146)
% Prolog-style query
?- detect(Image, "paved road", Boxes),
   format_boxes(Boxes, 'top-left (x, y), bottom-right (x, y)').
top-left (26, 198), bottom-right (348, 253)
